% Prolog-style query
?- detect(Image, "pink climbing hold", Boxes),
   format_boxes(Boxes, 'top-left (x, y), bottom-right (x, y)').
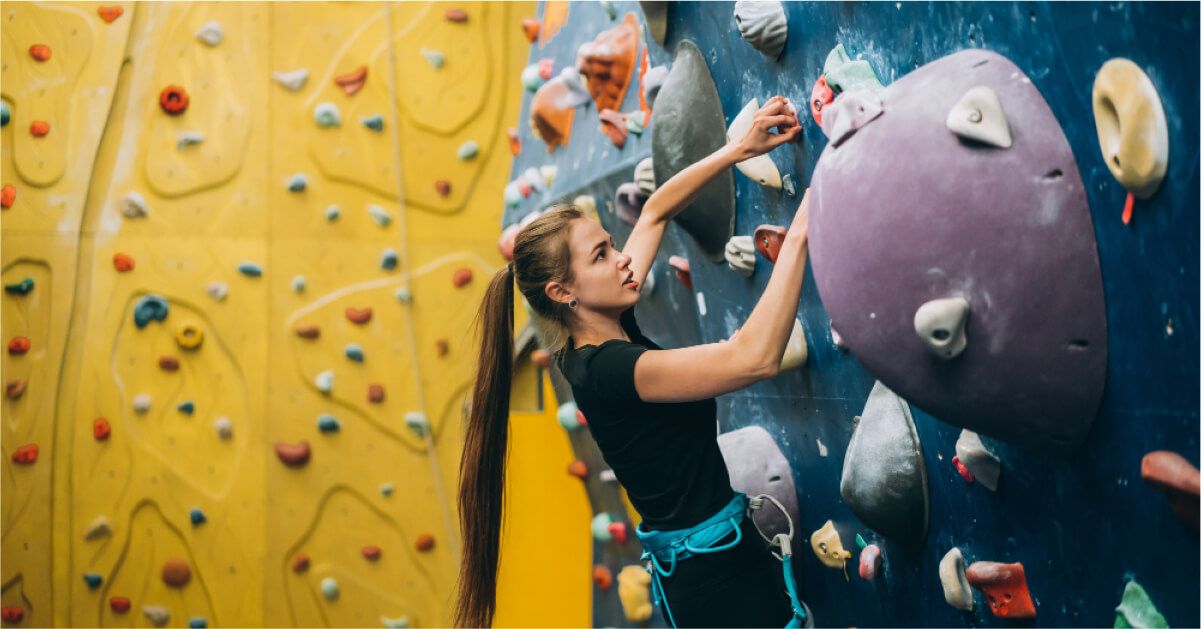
top-left (275, 441), bottom-right (311, 467)
top-left (1141, 450), bottom-right (1200, 529)
top-left (668, 255), bottom-right (692, 289)
top-left (598, 109), bottom-right (629, 148)
top-left (361, 545), bottom-right (382, 561)
top-left (952, 455), bottom-right (975, 483)
top-left (810, 75), bottom-right (834, 127)
top-left (575, 408), bottom-right (588, 426)
top-left (452, 268), bottom-right (473, 288)
top-left (859, 544), bottom-right (883, 581)
top-left (498, 224), bottom-right (519, 261)
top-left (444, 8), bottom-right (468, 22)
top-left (754, 225), bottom-right (787, 263)
top-left (334, 65), bottom-right (368, 96)
top-left (607, 521), bottom-right (629, 544)
top-left (367, 384), bottom-right (385, 404)
top-left (538, 58), bottom-right (555, 81)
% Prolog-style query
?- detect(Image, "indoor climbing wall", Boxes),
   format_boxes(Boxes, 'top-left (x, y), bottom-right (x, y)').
top-left (504, 2), bottom-right (1199, 627)
top-left (1, 2), bottom-right (593, 627)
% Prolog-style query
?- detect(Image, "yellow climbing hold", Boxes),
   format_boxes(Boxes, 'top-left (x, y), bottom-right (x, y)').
top-left (617, 565), bottom-right (653, 622)
top-left (810, 519), bottom-right (852, 579)
top-left (175, 323), bottom-right (204, 350)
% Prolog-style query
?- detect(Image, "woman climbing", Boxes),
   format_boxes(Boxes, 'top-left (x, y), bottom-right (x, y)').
top-left (456, 96), bottom-right (811, 628)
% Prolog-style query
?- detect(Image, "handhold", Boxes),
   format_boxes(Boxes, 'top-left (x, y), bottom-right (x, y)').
top-left (143, 606), bottom-right (170, 626)
top-left (955, 430), bottom-right (1000, 490)
top-left (434, 180), bottom-right (451, 197)
top-left (452, 268), bottom-right (473, 288)
top-left (4, 278), bottom-right (35, 295)
top-left (29, 44), bottom-right (52, 61)
top-left (314, 102), bottom-right (341, 128)
top-left (420, 48), bottom-right (445, 69)
top-left (626, 110), bottom-right (648, 135)
top-left (1, 184), bottom-right (14, 208)
top-left (617, 565), bottom-right (653, 622)
top-left (913, 297), bottom-right (970, 359)
top-left (506, 128), bottom-right (522, 156)
top-left (362, 545), bottom-right (382, 560)
top-left (213, 417), bottom-right (233, 440)
top-left (405, 411), bottom-right (429, 437)
top-left (287, 173), bottom-right (307, 192)
top-left (133, 295), bottom-right (169, 329)
top-left (503, 181), bottom-right (522, 207)
top-left (189, 508), bottom-right (206, 525)
top-left (782, 173), bottom-right (796, 197)
top-left (367, 384), bottom-right (385, 404)
top-left (380, 248), bottom-right (398, 271)
top-left (716, 425), bottom-right (800, 538)
top-left (121, 191), bottom-right (150, 218)
top-left (334, 65), bottom-right (367, 95)
top-left (947, 86), bottom-right (1012, 148)
top-left (641, 1), bottom-right (668, 45)
top-left (275, 441), bottom-right (311, 467)
top-left (733, 0), bottom-right (788, 59)
top-left (315, 370), bottom-right (334, 393)
top-left (176, 131), bottom-right (205, 149)
top-left (457, 141), bottom-right (479, 160)
top-left (435, 339), bottom-right (449, 356)
top-left (522, 166), bottom-right (545, 193)
top-left (11, 443), bottom-right (38, 464)
top-left (294, 323), bottom-right (320, 339)
top-left (567, 459), bottom-right (588, 479)
top-left (952, 456), bottom-right (974, 482)
top-left (162, 557), bottom-right (191, 587)
top-left (290, 275), bottom-right (305, 293)
top-left (521, 18), bottom-right (540, 42)
top-left (98, 5), bottom-right (124, 22)
top-left (237, 261), bottom-right (263, 277)
top-left (614, 183), bottom-right (647, 226)
top-left (591, 513), bottom-right (614, 541)
top-left (599, 469), bottom-right (618, 483)
top-left (821, 89), bottom-right (884, 147)
top-left (725, 236), bottom-right (756, 277)
top-left (188, 617), bottom-right (207, 628)
top-left (966, 561), bottom-right (1036, 618)
top-left (641, 65), bottom-right (668, 110)
top-left (272, 68), bottom-right (309, 91)
top-left (557, 401), bottom-right (582, 430)
top-left (30, 120), bottom-right (50, 137)
top-left (8, 336), bottom-right (31, 355)
top-left (415, 533), bottom-right (436, 552)
top-left (599, 0), bottom-right (617, 20)
top-left (530, 348), bottom-right (552, 369)
top-left (317, 414), bottom-right (341, 433)
top-left (754, 224), bottom-right (787, 263)
top-left (395, 287), bottom-right (412, 304)
top-left (444, 8), bottom-right (468, 22)
top-left (1093, 58), bottom-right (1169, 199)
top-left (1140, 450), bottom-right (1200, 529)
top-left (177, 400), bottom-right (195, 415)
top-left (1, 607), bottom-right (23, 622)
top-left (575, 13), bottom-right (639, 113)
top-left (779, 318), bottom-right (808, 371)
top-left (109, 597), bottom-right (131, 613)
top-left (111, 253), bottom-right (135, 272)
top-left (195, 20), bottom-right (224, 46)
top-left (823, 43), bottom-right (885, 95)
top-left (321, 577), bottom-right (339, 600)
top-left (593, 564), bottom-right (613, 590)
top-left (345, 307), bottom-right (373, 324)
top-left (576, 409), bottom-right (588, 426)
top-left (205, 281), bottom-right (227, 301)
top-left (158, 355), bottom-right (180, 372)
top-left (598, 110), bottom-right (629, 148)
top-left (132, 393), bottom-right (152, 414)
top-left (159, 86), bottom-right (189, 115)
top-left (497, 224), bottom-right (518, 261)
top-left (529, 76), bottom-right (578, 152)
top-left (175, 323), bottom-right (204, 350)
top-left (1114, 579), bottom-right (1168, 628)
top-left (810, 520), bottom-right (852, 575)
top-left (379, 482), bottom-right (395, 497)
top-left (859, 544), bottom-right (882, 581)
top-left (634, 158), bottom-right (656, 194)
top-left (344, 343), bottom-right (365, 363)
top-left (840, 381), bottom-right (929, 546)
top-left (291, 553), bottom-right (310, 573)
top-left (607, 521), bottom-right (629, 544)
top-left (939, 547), bottom-right (973, 611)
top-left (93, 418), bottom-right (111, 441)
top-left (668, 255), bottom-right (692, 289)
top-left (367, 204), bottom-right (392, 227)
top-left (727, 99), bottom-right (785, 188)
top-left (522, 62), bottom-right (549, 92)
top-left (381, 616), bottom-right (411, 629)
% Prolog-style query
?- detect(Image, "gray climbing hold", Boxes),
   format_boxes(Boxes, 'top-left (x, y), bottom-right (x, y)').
top-left (325, 205), bottom-right (341, 221)
top-left (315, 370), bottom-right (334, 394)
top-left (405, 411), bottom-right (430, 437)
top-left (724, 236), bottom-right (756, 277)
top-left (939, 547), bottom-right (973, 611)
top-left (237, 261), bottom-right (263, 277)
top-left (321, 577), bottom-right (339, 600)
top-left (205, 281), bottom-right (228, 302)
top-left (839, 381), bottom-right (929, 546)
top-left (133, 393), bottom-right (152, 414)
top-left (121, 191), bottom-right (149, 218)
top-left (379, 481), bottom-right (395, 497)
top-left (134, 294), bottom-right (170, 328)
top-left (395, 288), bottom-right (413, 304)
top-left (421, 48), bottom-right (445, 69)
top-left (380, 248), bottom-right (398, 270)
top-left (214, 416), bottom-right (233, 439)
top-left (955, 429), bottom-right (1000, 490)
top-left (634, 157), bottom-right (656, 194)
top-left (272, 68), bottom-right (309, 92)
top-left (189, 507), bottom-right (206, 525)
top-left (457, 140), bottom-right (480, 160)
top-left (314, 102), bottom-right (341, 128)
top-left (195, 21), bottom-right (224, 46)
top-left (557, 67), bottom-right (592, 108)
top-left (782, 173), bottom-right (796, 197)
top-left (291, 275), bottom-right (306, 293)
top-left (143, 605), bottom-right (170, 626)
top-left (641, 65), bottom-right (668, 109)
top-left (913, 297), bottom-right (970, 359)
top-left (821, 89), bottom-right (884, 147)
top-left (367, 204), bottom-right (392, 227)
top-left (716, 425), bottom-right (800, 539)
top-left (177, 400), bottom-right (195, 415)
top-left (287, 173), bottom-right (308, 192)
top-left (345, 343), bottom-right (364, 362)
top-left (734, 0), bottom-right (788, 60)
top-left (177, 131), bottom-right (205, 150)
top-left (652, 41), bottom-right (735, 261)
top-left (361, 114), bottom-right (384, 132)
top-left (946, 86), bottom-right (1013, 148)
top-left (317, 414), bottom-right (341, 433)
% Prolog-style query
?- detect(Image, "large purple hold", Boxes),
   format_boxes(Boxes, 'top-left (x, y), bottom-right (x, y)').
top-left (809, 49), bottom-right (1108, 452)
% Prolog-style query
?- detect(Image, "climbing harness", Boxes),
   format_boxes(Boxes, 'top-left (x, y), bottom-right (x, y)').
top-left (635, 492), bottom-right (813, 628)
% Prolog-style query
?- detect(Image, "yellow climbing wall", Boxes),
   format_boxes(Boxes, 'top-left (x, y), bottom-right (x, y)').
top-left (2, 1), bottom-right (590, 627)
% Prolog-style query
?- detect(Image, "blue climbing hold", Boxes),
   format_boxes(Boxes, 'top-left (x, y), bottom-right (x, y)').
top-left (177, 400), bottom-right (195, 415)
top-left (344, 343), bottom-right (364, 362)
top-left (133, 294), bottom-right (169, 329)
top-left (287, 173), bottom-right (308, 192)
top-left (237, 261), bottom-right (263, 277)
top-left (188, 617), bottom-right (207, 629)
top-left (361, 114), bottom-right (384, 132)
top-left (317, 414), bottom-right (341, 433)
top-left (325, 205), bottom-right (341, 221)
top-left (189, 508), bottom-right (206, 525)
top-left (1, 102), bottom-right (9, 127)
top-left (380, 248), bottom-right (398, 271)
top-left (83, 573), bottom-right (103, 589)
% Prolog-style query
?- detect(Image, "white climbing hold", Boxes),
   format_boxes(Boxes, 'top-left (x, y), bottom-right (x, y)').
top-left (380, 615), bottom-right (411, 628)
top-left (121, 192), bottom-right (149, 218)
top-left (724, 236), bottom-right (756, 277)
top-left (913, 297), bottom-right (970, 359)
top-left (696, 291), bottom-right (707, 316)
top-left (780, 318), bottom-right (808, 371)
top-left (287, 173), bottom-right (308, 192)
top-left (325, 205), bottom-right (341, 222)
top-left (599, 469), bottom-right (618, 483)
top-left (314, 102), bottom-right (341, 128)
top-left (727, 99), bottom-right (783, 188)
top-left (591, 513), bottom-right (614, 540)
top-left (84, 515), bottom-right (112, 540)
top-left (782, 173), bottom-right (796, 197)
top-left (132, 393), bottom-right (152, 414)
top-left (176, 131), bottom-right (205, 150)
top-left (634, 157), bottom-right (656, 195)
top-left (457, 140), bottom-right (480, 161)
top-left (946, 86), bottom-right (1012, 148)
top-left (272, 68), bottom-right (309, 92)
top-left (142, 605), bottom-right (170, 627)
top-left (405, 411), bottom-right (430, 438)
top-left (558, 67), bottom-right (592, 108)
top-left (291, 275), bottom-right (306, 293)
top-left (213, 416), bottom-right (233, 440)
top-left (955, 429), bottom-right (1001, 490)
top-left (205, 281), bottom-right (228, 302)
top-left (642, 65), bottom-right (668, 109)
top-left (367, 204), bottom-right (392, 227)
top-left (939, 547), bottom-right (973, 611)
top-left (734, 0), bottom-right (788, 59)
top-left (195, 20), bottom-right (224, 47)
top-left (321, 577), bottom-right (339, 600)
top-left (420, 48), bottom-right (445, 69)
top-left (830, 323), bottom-right (847, 350)
top-left (395, 287), bottom-right (413, 304)
top-left (816, 437), bottom-right (829, 457)
top-left (379, 481), bottom-right (395, 497)
top-left (540, 164), bottom-right (558, 188)
top-left (523, 166), bottom-right (545, 193)
top-left (315, 370), bottom-right (334, 394)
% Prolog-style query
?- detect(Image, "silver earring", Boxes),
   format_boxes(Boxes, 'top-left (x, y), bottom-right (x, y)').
top-left (568, 299), bottom-right (578, 310)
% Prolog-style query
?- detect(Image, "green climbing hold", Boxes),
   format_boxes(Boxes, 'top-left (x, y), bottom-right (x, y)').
top-left (314, 102), bottom-right (341, 128)
top-left (237, 261), bottom-right (263, 277)
top-left (457, 140), bottom-right (479, 161)
top-left (1115, 579), bottom-right (1168, 628)
top-left (317, 414), bottom-right (341, 433)
top-left (178, 400), bottom-right (195, 415)
top-left (855, 533), bottom-right (868, 550)
top-left (344, 343), bottom-right (364, 362)
top-left (4, 277), bottom-right (34, 295)
top-left (1, 102), bottom-right (10, 127)
top-left (823, 43), bottom-right (884, 95)
top-left (133, 295), bottom-right (169, 329)
top-left (361, 114), bottom-right (384, 132)
top-left (368, 204), bottom-right (392, 227)
top-left (325, 205), bottom-right (341, 221)
top-left (83, 573), bottom-right (103, 589)
top-left (380, 248), bottom-right (398, 271)
top-left (626, 110), bottom-right (647, 135)
top-left (189, 508), bottom-right (206, 525)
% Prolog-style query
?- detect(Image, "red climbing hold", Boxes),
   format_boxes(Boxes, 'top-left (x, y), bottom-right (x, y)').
top-left (668, 255), bottom-right (692, 289)
top-left (30, 121), bottom-right (50, 137)
top-left (6, 379), bottom-right (27, 400)
top-left (1, 184), bottom-right (15, 209)
top-left (966, 561), bottom-right (1037, 618)
top-left (415, 534), bottom-right (435, 552)
top-left (435, 180), bottom-right (451, 197)
top-left (567, 459), bottom-right (588, 479)
top-left (1141, 450), bottom-right (1200, 529)
top-left (607, 521), bottom-right (629, 544)
top-left (112, 253), bottom-right (135, 272)
top-left (754, 225), bottom-right (787, 263)
top-left (531, 348), bottom-right (551, 369)
top-left (109, 597), bottom-right (131, 613)
top-left (859, 543), bottom-right (882, 581)
top-left (8, 336), bottom-right (30, 355)
top-left (291, 553), bottom-right (310, 573)
top-left (952, 455), bottom-right (975, 483)
top-left (435, 339), bottom-right (449, 356)
top-left (345, 307), bottom-right (373, 324)
top-left (12, 444), bottom-right (38, 465)
top-left (576, 408), bottom-right (588, 426)
top-left (452, 268), bottom-right (473, 288)
top-left (162, 557), bottom-right (191, 587)
top-left (93, 417), bottom-right (111, 441)
top-left (159, 356), bottom-right (180, 372)
top-left (810, 75), bottom-right (834, 127)
top-left (294, 324), bottom-right (320, 339)
top-left (367, 384), bottom-right (385, 404)
top-left (1121, 191), bottom-right (1136, 225)
top-left (275, 441), bottom-right (311, 467)
top-left (521, 18), bottom-right (540, 43)
top-left (598, 109), bottom-right (629, 149)
top-left (334, 65), bottom-right (368, 96)
top-left (159, 86), bottom-right (189, 115)
top-left (592, 565), bottom-right (613, 590)
top-left (29, 44), bottom-right (51, 61)
top-left (361, 545), bottom-right (382, 561)
top-left (444, 8), bottom-right (468, 22)
top-left (507, 128), bottom-right (522, 156)
top-left (2, 606), bottom-right (24, 622)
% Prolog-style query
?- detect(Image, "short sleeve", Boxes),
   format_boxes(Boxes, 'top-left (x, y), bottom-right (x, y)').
top-left (581, 340), bottom-right (648, 403)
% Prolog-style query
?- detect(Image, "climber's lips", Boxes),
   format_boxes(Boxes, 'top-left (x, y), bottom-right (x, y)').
top-left (623, 272), bottom-right (639, 290)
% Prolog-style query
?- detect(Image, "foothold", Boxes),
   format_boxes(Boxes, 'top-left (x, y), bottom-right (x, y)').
top-left (576, 409), bottom-right (588, 426)
top-left (362, 545), bottom-right (382, 561)
top-left (188, 617), bottom-right (207, 629)
top-left (420, 48), bottom-right (445, 70)
top-left (325, 205), bottom-right (341, 221)
top-left (727, 99), bottom-right (785, 188)
top-left (754, 224), bottom-right (787, 263)
top-left (143, 605), bottom-right (170, 626)
top-left (345, 307), bottom-right (372, 324)
top-left (414, 533), bottom-right (436, 552)
top-left (111, 252), bottom-right (136, 272)
top-left (966, 561), bottom-right (1036, 618)
top-left (939, 547), bottom-right (974, 611)
top-left (177, 400), bottom-right (195, 415)
top-left (379, 481), bottom-right (395, 497)
top-left (357, 114), bottom-right (384, 132)
top-left (859, 544), bottom-right (882, 581)
top-left (614, 183), bottom-right (647, 226)
top-left (955, 430), bottom-right (1000, 490)
top-left (531, 348), bottom-right (552, 369)
top-left (840, 381), bottom-right (929, 546)
top-left (782, 173), bottom-right (796, 196)
top-left (109, 597), bottom-right (131, 613)
top-left (457, 140), bottom-right (479, 161)
top-left (779, 318), bottom-right (808, 371)
top-left (205, 281), bottom-right (228, 302)
top-left (598, 109), bottom-right (630, 148)
top-left (29, 120), bottom-right (50, 137)
top-left (315, 370), bottom-right (334, 394)
top-left (162, 557), bottom-right (192, 587)
top-left (1, 607), bottom-right (23, 623)
top-left (321, 577), bottom-right (339, 600)
top-left (367, 384), bottom-right (386, 404)
top-left (734, 0), bottom-right (788, 59)
top-left (668, 255), bottom-right (692, 289)
top-left (121, 191), bottom-right (150, 218)
top-left (626, 110), bottom-right (648, 135)
top-left (189, 508), bottom-right (206, 525)
top-left (334, 65), bottom-right (367, 96)
top-left (395, 288), bottom-right (412, 304)
top-left (435, 339), bottom-right (449, 357)
top-left (287, 173), bottom-right (307, 192)
top-left (272, 68), bottom-right (309, 91)
top-left (725, 236), bottom-right (756, 277)
top-left (381, 616), bottom-right (411, 629)
top-left (947, 86), bottom-right (1012, 148)
top-left (237, 261), bottom-right (263, 277)
top-left (913, 297), bottom-right (970, 359)
top-left (576, 13), bottom-right (639, 112)
top-left (444, 8), bottom-right (468, 22)
top-left (275, 440), bottom-right (311, 467)
top-left (93, 417), bottom-right (111, 441)
top-left (98, 5), bottom-right (124, 22)
top-left (132, 393), bottom-right (152, 414)
top-left (159, 85), bottom-right (189, 115)
top-left (633, 158), bottom-right (656, 196)
top-left (2, 184), bottom-right (16, 209)
top-left (810, 520), bottom-right (852, 575)
top-left (507, 127), bottom-right (522, 155)
top-left (294, 323), bottom-right (320, 339)
top-left (567, 459), bottom-right (588, 479)
top-left (367, 204), bottom-right (392, 226)
top-left (176, 131), bottom-right (205, 150)
top-left (213, 417), bottom-right (233, 440)
top-left (823, 43), bottom-right (885, 95)
top-left (134, 295), bottom-right (170, 329)
top-left (175, 323), bottom-right (204, 350)
top-left (1140, 450), bottom-right (1200, 529)
top-left (8, 336), bottom-right (31, 355)
top-left (641, 65), bottom-right (668, 110)
top-left (317, 414), bottom-right (341, 433)
top-left (11, 443), bottom-right (38, 464)
top-left (591, 513), bottom-right (614, 541)
top-left (5, 277), bottom-right (35, 295)
top-left (1115, 579), bottom-right (1168, 628)
top-left (617, 565), bottom-right (654, 622)
top-left (291, 553), bottom-right (310, 573)
top-left (521, 18), bottom-right (540, 42)
top-left (405, 411), bottom-right (429, 437)
top-left (290, 275), bottom-right (305, 293)
top-left (452, 268), bottom-right (473, 288)
top-left (158, 355), bottom-right (180, 372)
top-left (1093, 58), bottom-right (1169, 199)
top-left (344, 343), bottom-right (365, 362)
top-left (822, 89), bottom-right (885, 147)
top-left (380, 248), bottom-right (399, 271)
top-left (557, 401), bottom-right (582, 430)
top-left (314, 102), bottom-right (341, 128)
top-left (29, 44), bottom-right (52, 61)
top-left (195, 20), bottom-right (224, 46)
top-left (593, 564), bottom-right (613, 590)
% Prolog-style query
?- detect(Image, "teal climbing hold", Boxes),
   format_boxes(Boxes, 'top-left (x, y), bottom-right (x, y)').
top-left (291, 275), bottom-right (305, 293)
top-left (5, 277), bottom-right (35, 295)
top-left (177, 400), bottom-right (195, 415)
top-left (457, 140), bottom-right (479, 161)
top-left (133, 295), bottom-right (169, 329)
top-left (823, 43), bottom-right (885, 94)
top-left (188, 617), bottom-right (207, 629)
top-left (380, 481), bottom-right (395, 497)
top-left (361, 114), bottom-right (384, 132)
top-left (1, 102), bottom-right (10, 127)
top-left (380, 248), bottom-right (398, 271)
top-left (590, 513), bottom-right (614, 541)
top-left (325, 205), bottom-right (341, 221)
top-left (344, 343), bottom-right (364, 362)
top-left (287, 173), bottom-right (308, 192)
top-left (420, 48), bottom-right (445, 69)
top-left (83, 573), bottom-right (103, 589)
top-left (189, 508), bottom-right (206, 525)
top-left (626, 110), bottom-right (648, 135)
top-left (855, 533), bottom-right (868, 550)
top-left (317, 414), bottom-right (341, 433)
top-left (557, 401), bottom-right (582, 430)
top-left (314, 102), bottom-right (341, 128)
top-left (237, 261), bottom-right (263, 277)
top-left (1115, 579), bottom-right (1168, 628)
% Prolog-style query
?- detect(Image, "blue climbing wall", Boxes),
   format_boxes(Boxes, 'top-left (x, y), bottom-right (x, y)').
top-left (505, 2), bottom-right (1199, 626)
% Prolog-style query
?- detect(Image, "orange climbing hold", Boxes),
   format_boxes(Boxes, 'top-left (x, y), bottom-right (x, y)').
top-left (593, 565), bottom-right (613, 590)
top-left (576, 13), bottom-right (639, 113)
top-left (29, 44), bottom-right (51, 61)
top-left (1, 184), bottom-right (16, 209)
top-left (109, 596), bottom-right (131, 613)
top-left (6, 379), bottom-right (27, 400)
top-left (598, 109), bottom-right (629, 149)
top-left (93, 417), bottom-right (111, 441)
top-left (507, 128), bottom-right (522, 156)
top-left (435, 339), bottom-right (449, 356)
top-left (576, 408), bottom-right (588, 426)
top-left (1141, 450), bottom-right (1200, 529)
top-left (275, 441), bottom-right (311, 467)
top-left (8, 336), bottom-right (30, 355)
top-left (444, 8), bottom-right (468, 22)
top-left (521, 18), bottom-right (540, 43)
top-left (162, 558), bottom-right (191, 587)
top-left (158, 356), bottom-right (180, 372)
top-left (12, 444), bottom-right (38, 465)
top-left (30, 120), bottom-right (50, 137)
top-left (345, 307), bottom-right (373, 324)
top-left (291, 553), bottom-right (310, 573)
top-left (530, 79), bottom-right (577, 152)
top-left (112, 253), bottom-right (135, 272)
top-left (668, 255), bottom-right (692, 289)
top-left (415, 534), bottom-right (436, 552)
top-left (1122, 191), bottom-right (1136, 225)
top-left (754, 225), bottom-right (787, 263)
top-left (159, 85), bottom-right (189, 115)
top-left (98, 5), bottom-right (123, 23)
top-left (531, 348), bottom-right (552, 369)
top-left (567, 459), bottom-right (588, 479)
top-left (452, 268), bottom-right (473, 288)
top-left (966, 561), bottom-right (1036, 618)
top-left (435, 180), bottom-right (451, 197)
top-left (367, 384), bottom-right (385, 404)
top-left (334, 65), bottom-right (368, 96)
top-left (637, 45), bottom-right (651, 117)
top-left (1, 607), bottom-right (24, 622)
top-left (294, 323), bottom-right (320, 339)
top-left (361, 545), bottom-right (382, 561)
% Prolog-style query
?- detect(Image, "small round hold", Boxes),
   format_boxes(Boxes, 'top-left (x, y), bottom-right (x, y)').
top-left (457, 140), bottom-right (480, 161)
top-left (8, 336), bottom-right (31, 355)
top-left (435, 339), bottom-right (449, 356)
top-left (321, 577), bottom-right (339, 600)
top-left (362, 545), bottom-right (382, 560)
top-left (415, 534), bottom-right (435, 552)
top-left (189, 508), bottom-right (206, 525)
top-left (452, 268), bottom-right (473, 288)
top-left (294, 323), bottom-right (320, 339)
top-left (175, 323), bottom-right (204, 350)
top-left (29, 44), bottom-right (51, 61)
top-left (434, 180), bottom-right (451, 196)
top-left (97, 5), bottom-right (124, 23)
top-left (161, 558), bottom-right (191, 587)
top-left (367, 383), bottom-right (385, 404)
top-left (158, 355), bottom-right (180, 372)
top-left (345, 307), bottom-right (373, 324)
top-left (108, 596), bottom-right (131, 613)
top-left (444, 8), bottom-right (468, 22)
top-left (132, 393), bottom-right (152, 414)
top-left (93, 417), bottom-right (112, 440)
top-left (0, 102), bottom-right (9, 127)
top-left (30, 120), bottom-right (50, 137)
top-left (213, 416), bottom-right (233, 439)
top-left (11, 443), bottom-right (38, 464)
top-left (159, 85), bottom-right (190, 115)
top-left (0, 184), bottom-right (13, 209)
top-left (113, 253), bottom-right (135, 272)
top-left (291, 553), bottom-right (310, 573)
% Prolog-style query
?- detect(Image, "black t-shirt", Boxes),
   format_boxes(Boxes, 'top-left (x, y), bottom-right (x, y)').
top-left (557, 308), bottom-right (735, 531)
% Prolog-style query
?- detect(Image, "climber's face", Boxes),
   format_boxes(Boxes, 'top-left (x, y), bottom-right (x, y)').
top-left (556, 218), bottom-right (641, 315)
